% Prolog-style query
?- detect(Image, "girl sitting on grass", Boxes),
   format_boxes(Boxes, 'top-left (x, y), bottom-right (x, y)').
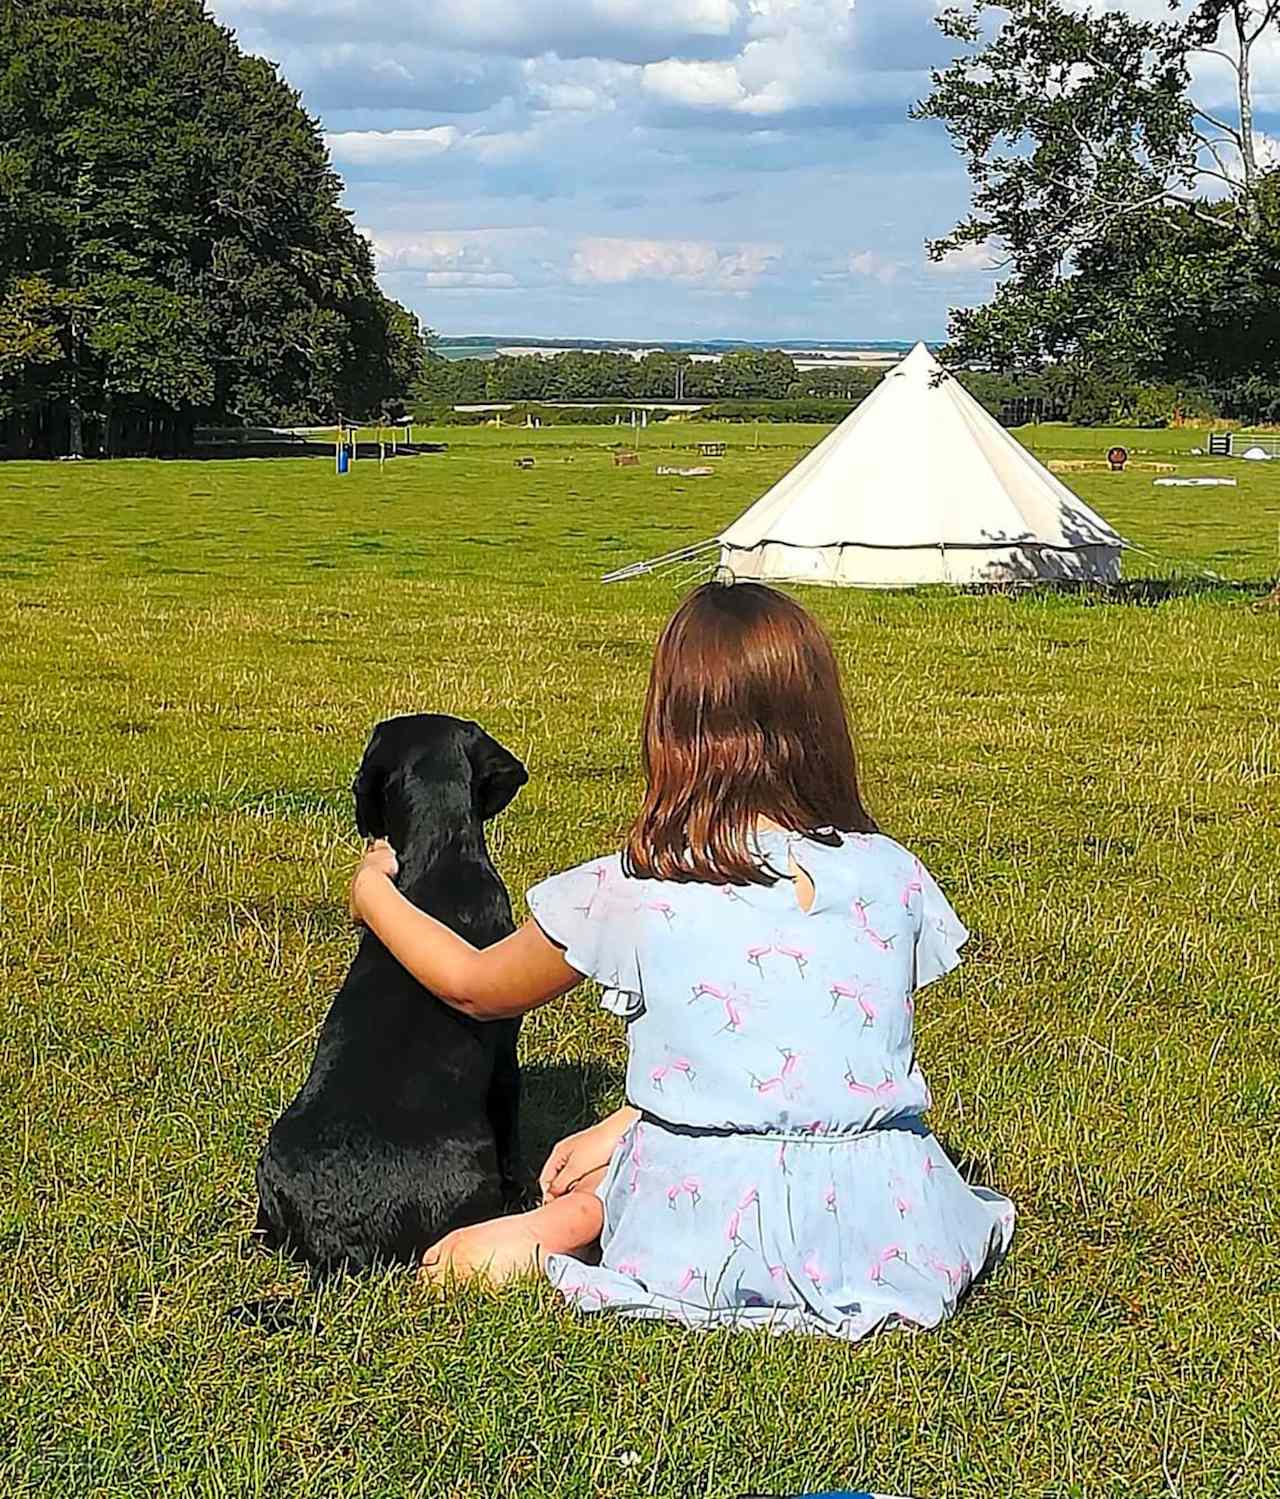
top-left (349, 580), bottom-right (1014, 1341)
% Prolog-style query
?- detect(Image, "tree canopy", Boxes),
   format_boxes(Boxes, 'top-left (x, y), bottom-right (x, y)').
top-left (916, 0), bottom-right (1280, 410)
top-left (0, 0), bottom-right (426, 457)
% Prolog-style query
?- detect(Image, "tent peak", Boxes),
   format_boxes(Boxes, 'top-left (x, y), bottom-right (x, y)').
top-left (896, 341), bottom-right (943, 376)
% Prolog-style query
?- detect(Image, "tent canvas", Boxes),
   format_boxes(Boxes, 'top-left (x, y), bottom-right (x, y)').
top-left (605, 343), bottom-right (1126, 588)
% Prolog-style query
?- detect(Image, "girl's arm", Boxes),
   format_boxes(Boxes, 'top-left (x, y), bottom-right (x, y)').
top-left (350, 842), bottom-right (583, 1020)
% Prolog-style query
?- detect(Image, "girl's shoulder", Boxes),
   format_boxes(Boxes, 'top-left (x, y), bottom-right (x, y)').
top-left (790, 829), bottom-right (921, 878)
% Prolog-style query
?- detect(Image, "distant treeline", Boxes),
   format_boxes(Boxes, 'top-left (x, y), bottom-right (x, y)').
top-left (414, 349), bottom-right (1257, 427)
top-left (418, 348), bottom-right (827, 406)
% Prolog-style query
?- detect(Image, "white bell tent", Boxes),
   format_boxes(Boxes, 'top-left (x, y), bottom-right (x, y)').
top-left (605, 343), bottom-right (1126, 588)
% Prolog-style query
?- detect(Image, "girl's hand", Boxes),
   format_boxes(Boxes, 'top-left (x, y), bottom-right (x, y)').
top-left (538, 1108), bottom-right (638, 1201)
top-left (349, 839), bottom-right (399, 924)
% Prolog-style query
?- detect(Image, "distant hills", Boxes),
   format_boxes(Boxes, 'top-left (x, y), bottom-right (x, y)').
top-left (433, 336), bottom-right (920, 361)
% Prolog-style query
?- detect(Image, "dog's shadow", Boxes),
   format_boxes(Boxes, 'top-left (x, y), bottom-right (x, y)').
top-left (515, 1059), bottom-right (626, 1199)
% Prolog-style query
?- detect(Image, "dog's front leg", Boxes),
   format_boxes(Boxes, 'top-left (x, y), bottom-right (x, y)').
top-left (488, 1020), bottom-right (523, 1209)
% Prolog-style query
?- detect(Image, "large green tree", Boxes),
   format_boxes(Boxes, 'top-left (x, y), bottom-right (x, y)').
top-left (915, 0), bottom-right (1280, 403)
top-left (0, 0), bottom-right (425, 456)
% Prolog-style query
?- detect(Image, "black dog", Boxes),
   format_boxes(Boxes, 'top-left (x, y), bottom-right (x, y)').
top-left (255, 714), bottom-right (528, 1277)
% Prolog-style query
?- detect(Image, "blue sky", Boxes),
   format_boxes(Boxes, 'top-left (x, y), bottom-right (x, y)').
top-left (210, 1), bottom-right (1279, 342)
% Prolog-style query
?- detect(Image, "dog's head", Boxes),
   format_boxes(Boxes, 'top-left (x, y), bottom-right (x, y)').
top-left (352, 714), bottom-right (527, 845)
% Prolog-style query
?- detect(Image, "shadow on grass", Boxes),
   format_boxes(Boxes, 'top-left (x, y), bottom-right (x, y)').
top-left (962, 576), bottom-right (1275, 606)
top-left (518, 1059), bottom-right (625, 1193)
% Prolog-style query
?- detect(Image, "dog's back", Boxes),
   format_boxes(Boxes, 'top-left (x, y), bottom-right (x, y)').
top-left (255, 715), bottom-right (528, 1277)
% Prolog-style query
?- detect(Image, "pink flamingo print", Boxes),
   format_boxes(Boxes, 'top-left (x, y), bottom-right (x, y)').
top-left (802, 1253), bottom-right (824, 1287)
top-left (726, 1194), bottom-right (759, 1247)
top-left (767, 1261), bottom-right (787, 1283)
top-left (843, 1065), bottom-right (897, 1099)
top-left (646, 900), bottom-right (676, 925)
top-left (649, 1058), bottom-right (695, 1092)
top-left (880, 1245), bottom-right (908, 1265)
top-left (930, 1255), bottom-right (961, 1292)
top-left (615, 1259), bottom-right (640, 1277)
top-left (676, 1266), bottom-right (705, 1295)
top-left (895, 1195), bottom-right (912, 1218)
top-left (560, 1282), bottom-right (611, 1306)
top-left (775, 943), bottom-right (810, 977)
top-left (851, 900), bottom-right (895, 952)
top-left (690, 981), bottom-right (746, 1033)
top-left (627, 1127), bottom-right (647, 1193)
top-left (751, 1048), bottom-right (800, 1096)
top-left (666, 1176), bottom-right (702, 1209)
top-left (746, 944), bottom-right (772, 976)
top-left (575, 863), bottom-right (610, 915)
top-left (923, 1157), bottom-right (938, 1179)
top-left (901, 858), bottom-right (924, 910)
top-left (868, 1261), bottom-right (885, 1285)
top-left (829, 981), bottom-right (878, 1024)
top-left (718, 885), bottom-right (745, 903)
top-left (824, 1187), bottom-right (837, 1214)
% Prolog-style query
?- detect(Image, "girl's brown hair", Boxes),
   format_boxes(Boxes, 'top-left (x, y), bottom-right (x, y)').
top-left (624, 581), bottom-right (876, 886)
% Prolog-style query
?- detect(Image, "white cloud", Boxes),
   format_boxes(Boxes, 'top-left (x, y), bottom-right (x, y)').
top-left (362, 229), bottom-right (535, 290)
top-left (522, 55), bottom-right (633, 114)
top-left (463, 129), bottom-right (541, 164)
top-left (847, 249), bottom-right (901, 283)
top-left (927, 241), bottom-right (999, 275)
top-left (325, 126), bottom-right (460, 163)
top-left (423, 271), bottom-right (519, 288)
top-left (327, 123), bottom-right (545, 168)
top-left (529, 81), bottom-right (608, 110)
top-left (570, 236), bottom-right (780, 288)
top-left (641, 59), bottom-right (746, 109)
top-left (639, 0), bottom-right (857, 114)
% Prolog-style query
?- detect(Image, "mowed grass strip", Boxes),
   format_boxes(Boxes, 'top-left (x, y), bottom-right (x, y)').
top-left (0, 423), bottom-right (1277, 1497)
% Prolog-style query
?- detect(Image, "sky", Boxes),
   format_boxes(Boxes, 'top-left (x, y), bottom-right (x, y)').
top-left (209, 1), bottom-right (1280, 343)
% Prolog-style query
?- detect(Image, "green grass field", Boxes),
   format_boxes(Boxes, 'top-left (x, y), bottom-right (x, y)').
top-left (1, 422), bottom-right (1277, 1497)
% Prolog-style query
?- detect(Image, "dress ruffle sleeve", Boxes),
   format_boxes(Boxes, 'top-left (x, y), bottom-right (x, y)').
top-left (526, 856), bottom-right (645, 1019)
top-left (913, 862), bottom-right (970, 990)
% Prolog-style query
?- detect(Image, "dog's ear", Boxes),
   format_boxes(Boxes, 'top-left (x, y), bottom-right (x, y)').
top-left (466, 723), bottom-right (528, 820)
top-left (352, 726), bottom-right (386, 839)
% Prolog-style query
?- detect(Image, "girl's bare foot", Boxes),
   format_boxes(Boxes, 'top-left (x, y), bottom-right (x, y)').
top-left (421, 1174), bottom-right (606, 1287)
top-left (421, 1213), bottom-right (543, 1286)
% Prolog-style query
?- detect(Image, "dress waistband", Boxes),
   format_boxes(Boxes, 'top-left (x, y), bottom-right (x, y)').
top-left (635, 1108), bottom-right (915, 1144)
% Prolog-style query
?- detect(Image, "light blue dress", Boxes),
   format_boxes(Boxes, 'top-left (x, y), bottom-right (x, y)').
top-left (527, 828), bottom-right (1015, 1341)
